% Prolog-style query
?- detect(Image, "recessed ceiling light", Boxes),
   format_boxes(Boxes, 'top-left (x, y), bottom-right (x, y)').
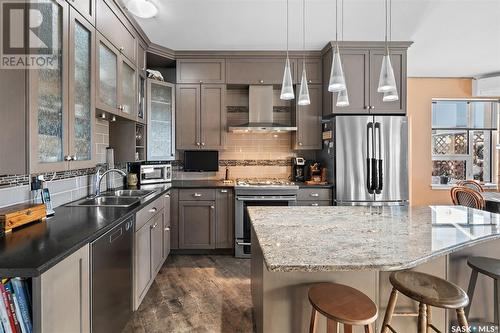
top-left (127, 0), bottom-right (158, 19)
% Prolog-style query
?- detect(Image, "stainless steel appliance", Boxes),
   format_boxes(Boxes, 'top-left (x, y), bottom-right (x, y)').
top-left (234, 179), bottom-right (298, 258)
top-left (331, 115), bottom-right (408, 205)
top-left (129, 161), bottom-right (172, 184)
top-left (91, 216), bottom-right (133, 333)
top-left (292, 157), bottom-right (306, 182)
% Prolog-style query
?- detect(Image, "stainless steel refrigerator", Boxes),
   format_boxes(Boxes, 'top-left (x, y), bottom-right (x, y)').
top-left (332, 115), bottom-right (409, 205)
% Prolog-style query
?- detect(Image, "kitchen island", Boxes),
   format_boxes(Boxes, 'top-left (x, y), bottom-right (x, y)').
top-left (249, 205), bottom-right (500, 333)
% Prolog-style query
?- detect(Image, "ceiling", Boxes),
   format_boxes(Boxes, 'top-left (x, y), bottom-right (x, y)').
top-left (129, 0), bottom-right (500, 78)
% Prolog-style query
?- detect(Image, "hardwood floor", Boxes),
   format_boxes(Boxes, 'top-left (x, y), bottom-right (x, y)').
top-left (123, 255), bottom-right (254, 333)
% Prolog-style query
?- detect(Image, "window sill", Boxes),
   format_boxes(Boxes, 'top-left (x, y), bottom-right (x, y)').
top-left (431, 183), bottom-right (498, 190)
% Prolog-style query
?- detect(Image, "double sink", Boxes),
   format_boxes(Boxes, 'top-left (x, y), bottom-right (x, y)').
top-left (67, 190), bottom-right (157, 208)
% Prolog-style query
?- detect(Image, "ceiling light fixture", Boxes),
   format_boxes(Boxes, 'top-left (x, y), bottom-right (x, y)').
top-left (328, 0), bottom-right (346, 93)
top-left (297, 0), bottom-right (310, 106)
top-left (127, 0), bottom-right (158, 19)
top-left (378, 0), bottom-right (397, 94)
top-left (382, 0), bottom-right (399, 102)
top-left (336, 0), bottom-right (349, 107)
top-left (280, 0), bottom-right (294, 100)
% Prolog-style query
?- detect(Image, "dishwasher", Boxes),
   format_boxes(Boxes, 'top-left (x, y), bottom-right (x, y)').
top-left (91, 216), bottom-right (133, 333)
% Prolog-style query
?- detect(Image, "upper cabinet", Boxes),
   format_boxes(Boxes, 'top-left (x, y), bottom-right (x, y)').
top-left (177, 59), bottom-right (226, 84)
top-left (68, 0), bottom-right (95, 24)
top-left (147, 80), bottom-right (175, 161)
top-left (176, 84), bottom-right (226, 150)
top-left (293, 85), bottom-right (322, 150)
top-left (322, 43), bottom-right (410, 115)
top-left (96, 0), bottom-right (136, 63)
top-left (295, 58), bottom-right (322, 84)
top-left (226, 58), bottom-right (296, 85)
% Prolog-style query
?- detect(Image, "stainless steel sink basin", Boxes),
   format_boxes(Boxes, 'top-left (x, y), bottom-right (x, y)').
top-left (102, 190), bottom-right (156, 197)
top-left (69, 196), bottom-right (140, 207)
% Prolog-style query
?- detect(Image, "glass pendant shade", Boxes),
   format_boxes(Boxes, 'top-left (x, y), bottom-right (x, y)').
top-left (377, 54), bottom-right (397, 93)
top-left (298, 68), bottom-right (311, 105)
top-left (383, 87), bottom-right (399, 102)
top-left (280, 57), bottom-right (294, 100)
top-left (328, 47), bottom-right (346, 92)
top-left (127, 0), bottom-right (158, 18)
top-left (336, 89), bottom-right (349, 107)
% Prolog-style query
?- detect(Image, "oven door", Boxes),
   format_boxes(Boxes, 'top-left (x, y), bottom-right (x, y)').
top-left (140, 165), bottom-right (169, 184)
top-left (235, 196), bottom-right (296, 258)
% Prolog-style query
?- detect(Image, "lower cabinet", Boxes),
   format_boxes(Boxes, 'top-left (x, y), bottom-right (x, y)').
top-left (163, 192), bottom-right (171, 258)
top-left (216, 189), bottom-right (234, 249)
top-left (179, 200), bottom-right (216, 249)
top-left (296, 200), bottom-right (331, 206)
top-left (296, 188), bottom-right (332, 206)
top-left (33, 244), bottom-right (90, 333)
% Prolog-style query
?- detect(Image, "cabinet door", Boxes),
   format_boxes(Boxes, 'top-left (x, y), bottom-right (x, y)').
top-left (29, 0), bottom-right (69, 173)
top-left (147, 80), bottom-right (175, 160)
top-left (179, 201), bottom-right (216, 249)
top-left (296, 58), bottom-right (322, 84)
top-left (151, 212), bottom-right (164, 275)
top-left (35, 244), bottom-right (90, 333)
top-left (119, 57), bottom-right (137, 120)
top-left (163, 192), bottom-right (171, 258)
top-left (134, 220), bottom-right (151, 308)
top-left (215, 189), bottom-right (234, 249)
top-left (369, 50), bottom-right (406, 114)
top-left (226, 58), bottom-right (296, 85)
top-left (138, 43), bottom-right (147, 72)
top-left (68, 8), bottom-right (95, 169)
top-left (201, 84), bottom-right (226, 149)
top-left (329, 49), bottom-right (370, 115)
top-left (176, 84), bottom-right (201, 149)
top-left (293, 85), bottom-right (322, 150)
top-left (69, 0), bottom-right (95, 24)
top-left (177, 59), bottom-right (226, 83)
top-left (96, 33), bottom-right (119, 115)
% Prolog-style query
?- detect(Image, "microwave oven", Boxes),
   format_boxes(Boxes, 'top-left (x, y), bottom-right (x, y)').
top-left (129, 162), bottom-right (172, 184)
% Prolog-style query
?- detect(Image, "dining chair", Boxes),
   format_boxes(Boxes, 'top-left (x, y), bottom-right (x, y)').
top-left (450, 186), bottom-right (485, 210)
top-left (456, 180), bottom-right (484, 192)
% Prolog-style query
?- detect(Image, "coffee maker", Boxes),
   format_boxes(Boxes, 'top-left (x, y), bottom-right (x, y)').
top-left (292, 157), bottom-right (306, 182)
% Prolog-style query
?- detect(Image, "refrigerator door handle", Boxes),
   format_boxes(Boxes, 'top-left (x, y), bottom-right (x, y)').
top-left (375, 122), bottom-right (383, 194)
top-left (366, 122), bottom-right (374, 194)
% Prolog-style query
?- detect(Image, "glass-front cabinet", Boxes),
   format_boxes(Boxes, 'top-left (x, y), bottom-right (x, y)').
top-left (147, 80), bottom-right (175, 161)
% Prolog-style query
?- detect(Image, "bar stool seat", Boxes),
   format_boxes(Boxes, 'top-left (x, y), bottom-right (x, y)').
top-left (390, 271), bottom-right (469, 309)
top-left (308, 282), bottom-right (378, 333)
top-left (468, 256), bottom-right (500, 279)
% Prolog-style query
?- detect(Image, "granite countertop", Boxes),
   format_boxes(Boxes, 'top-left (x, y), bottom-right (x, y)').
top-left (248, 205), bottom-right (500, 273)
top-left (0, 184), bottom-right (172, 277)
top-left (172, 180), bottom-right (235, 188)
top-left (295, 182), bottom-right (334, 188)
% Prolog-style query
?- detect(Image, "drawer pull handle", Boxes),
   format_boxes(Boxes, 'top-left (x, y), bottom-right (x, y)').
top-left (310, 193), bottom-right (319, 197)
top-left (149, 208), bottom-right (157, 213)
top-left (165, 194), bottom-right (170, 198)
top-left (193, 193), bottom-right (202, 197)
top-left (210, 206), bottom-right (215, 209)
top-left (311, 203), bottom-right (319, 206)
top-left (164, 227), bottom-right (170, 231)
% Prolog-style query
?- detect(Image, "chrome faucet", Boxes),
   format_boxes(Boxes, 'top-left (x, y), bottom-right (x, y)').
top-left (94, 166), bottom-right (127, 197)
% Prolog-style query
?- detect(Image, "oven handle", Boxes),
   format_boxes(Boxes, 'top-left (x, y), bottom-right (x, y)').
top-left (236, 196), bottom-right (297, 201)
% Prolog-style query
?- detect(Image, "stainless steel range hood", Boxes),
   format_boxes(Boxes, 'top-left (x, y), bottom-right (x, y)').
top-left (228, 86), bottom-right (297, 133)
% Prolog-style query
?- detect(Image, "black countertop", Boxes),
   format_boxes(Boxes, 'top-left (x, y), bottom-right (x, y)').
top-left (0, 184), bottom-right (172, 277)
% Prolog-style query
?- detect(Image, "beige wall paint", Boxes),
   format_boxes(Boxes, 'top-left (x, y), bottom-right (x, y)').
top-left (408, 78), bottom-right (472, 206)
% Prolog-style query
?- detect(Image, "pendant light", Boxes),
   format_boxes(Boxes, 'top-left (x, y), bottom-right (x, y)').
top-left (336, 0), bottom-right (349, 107)
top-left (280, 0), bottom-right (294, 100)
top-left (127, 0), bottom-right (158, 19)
top-left (328, 0), bottom-right (346, 93)
top-left (377, 0), bottom-right (397, 93)
top-left (298, 0), bottom-right (310, 106)
top-left (382, 0), bottom-right (399, 102)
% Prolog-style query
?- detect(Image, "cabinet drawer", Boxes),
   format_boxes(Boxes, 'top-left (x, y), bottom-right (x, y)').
top-left (136, 197), bottom-right (164, 231)
top-left (297, 188), bottom-right (332, 201)
top-left (179, 189), bottom-right (216, 201)
top-left (296, 200), bottom-right (331, 207)
top-left (177, 59), bottom-right (225, 83)
top-left (96, 0), bottom-right (136, 62)
top-left (226, 58), bottom-right (296, 85)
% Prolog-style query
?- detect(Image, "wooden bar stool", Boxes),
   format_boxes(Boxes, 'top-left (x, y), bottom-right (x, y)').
top-left (308, 282), bottom-right (377, 333)
top-left (465, 256), bottom-right (500, 325)
top-left (381, 271), bottom-right (469, 333)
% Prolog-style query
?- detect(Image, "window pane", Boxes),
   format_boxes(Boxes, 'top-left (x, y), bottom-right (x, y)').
top-left (432, 130), bottom-right (468, 155)
top-left (432, 101), bottom-right (468, 128)
top-left (471, 101), bottom-right (498, 129)
top-left (432, 160), bottom-right (466, 182)
top-left (472, 130), bottom-right (490, 182)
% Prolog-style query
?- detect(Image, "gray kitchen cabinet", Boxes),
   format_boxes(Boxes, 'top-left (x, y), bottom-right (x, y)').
top-left (170, 189), bottom-right (179, 250)
top-left (226, 58), bottom-right (297, 85)
top-left (215, 189), bottom-right (234, 249)
top-left (297, 188), bottom-right (332, 201)
top-left (138, 43), bottom-right (147, 73)
top-left (176, 84), bottom-right (226, 150)
top-left (120, 57), bottom-right (137, 119)
top-left (147, 79), bottom-right (175, 160)
top-left (68, 0), bottom-right (95, 24)
top-left (179, 200), bottom-right (216, 249)
top-left (96, 0), bottom-right (136, 63)
top-left (296, 200), bottom-right (331, 206)
top-left (177, 59), bottom-right (226, 83)
top-left (293, 84), bottom-right (322, 150)
top-left (151, 212), bottom-right (164, 275)
top-left (163, 192), bottom-right (171, 258)
top-left (33, 244), bottom-right (90, 333)
top-left (134, 219), bottom-right (151, 309)
top-left (295, 57), bottom-right (322, 84)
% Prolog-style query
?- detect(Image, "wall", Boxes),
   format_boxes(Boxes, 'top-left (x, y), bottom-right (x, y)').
top-left (408, 78), bottom-right (473, 205)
